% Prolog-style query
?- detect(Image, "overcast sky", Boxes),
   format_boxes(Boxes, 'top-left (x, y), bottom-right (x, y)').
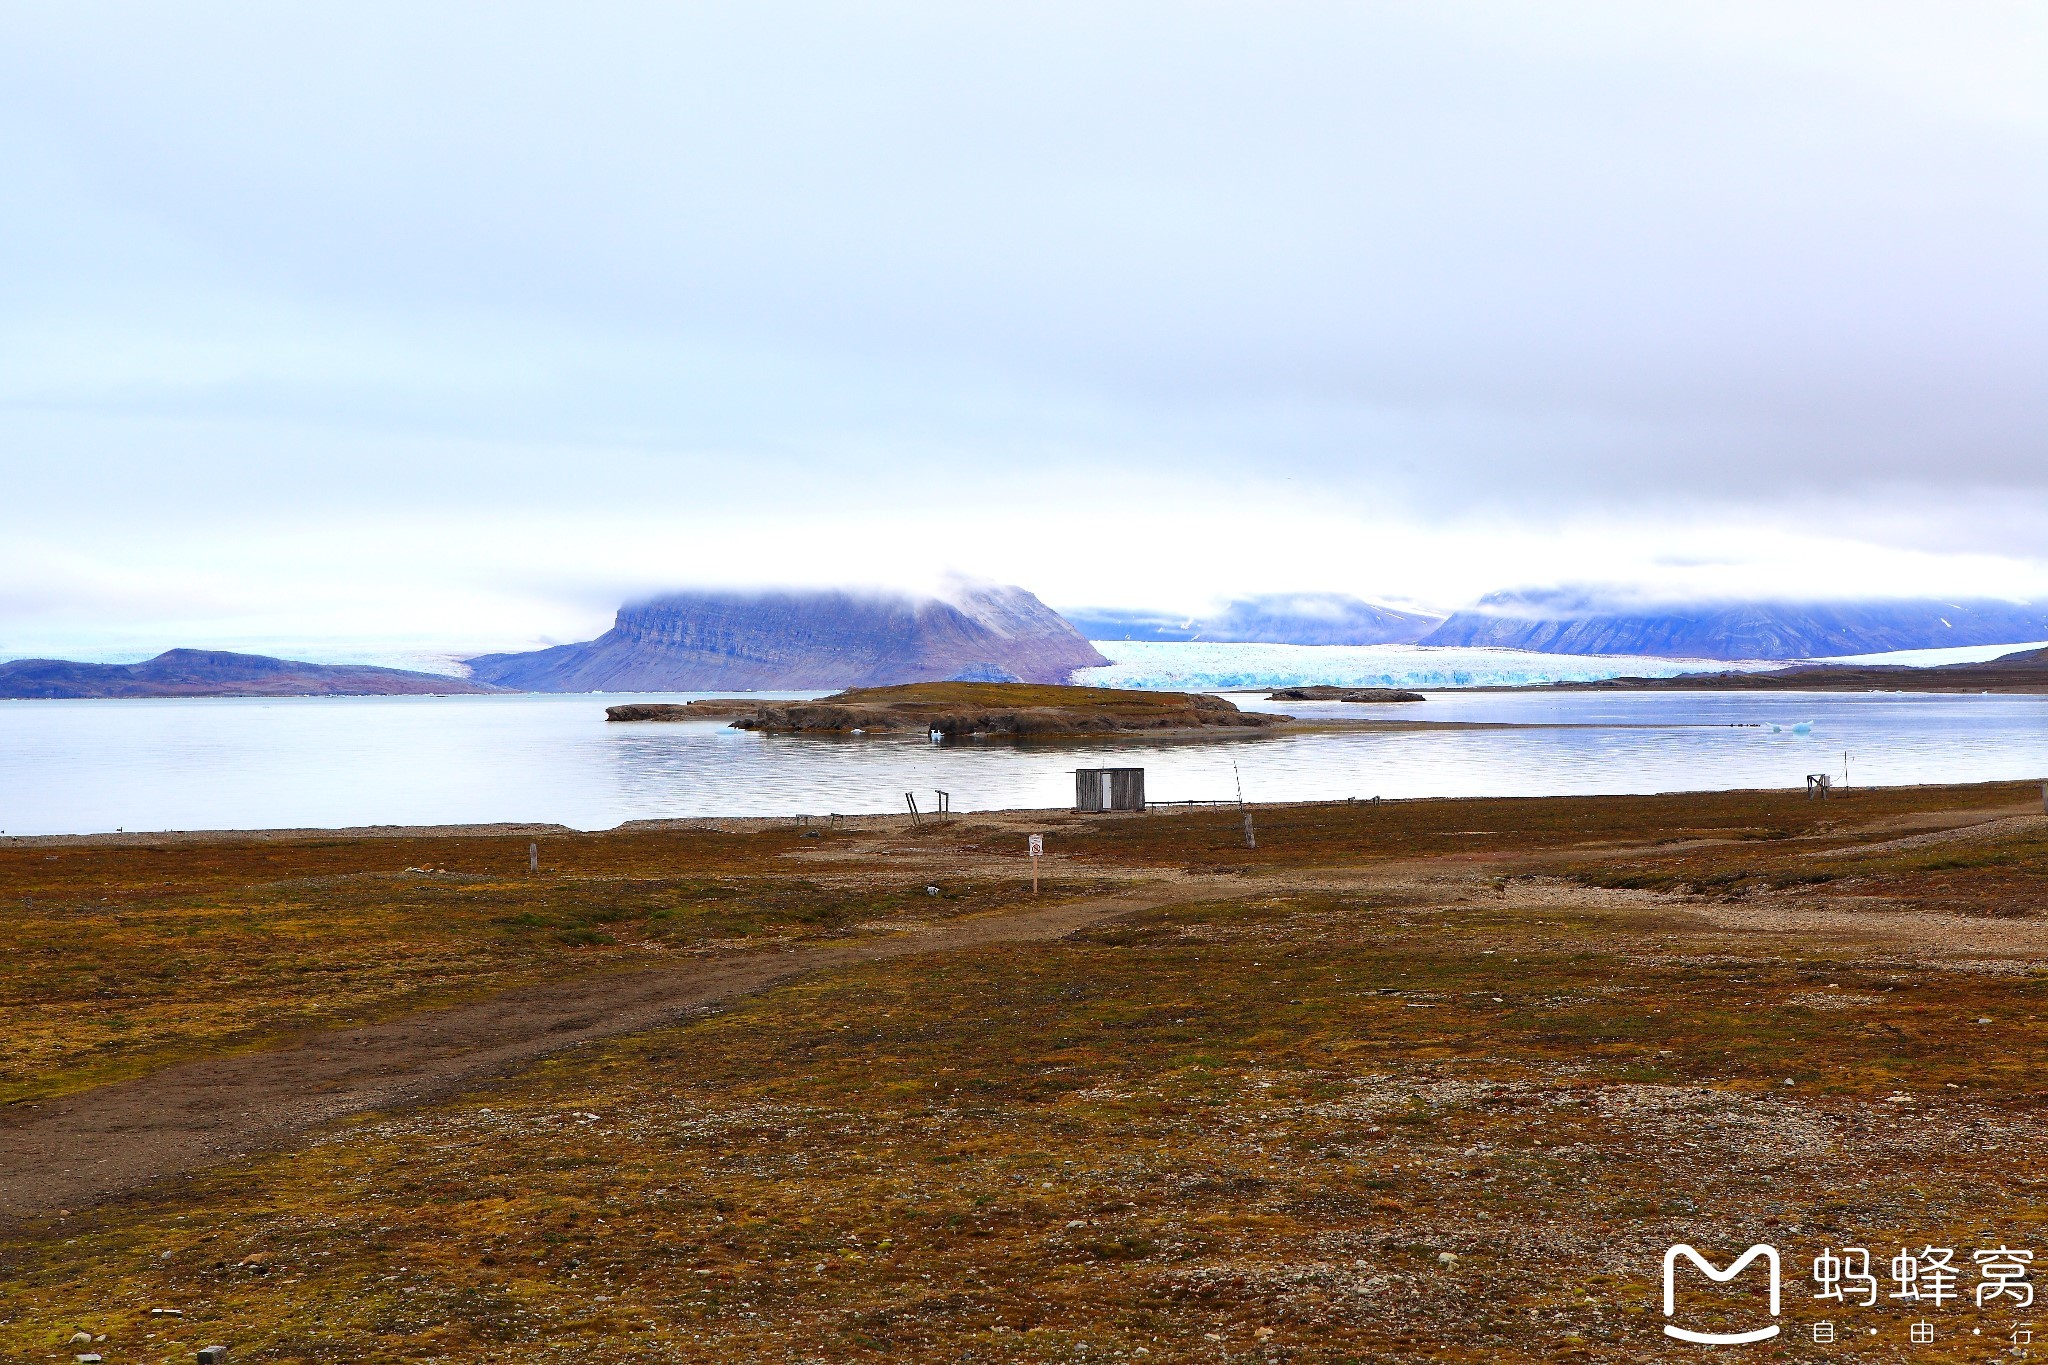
top-left (3, 2), bottom-right (2045, 657)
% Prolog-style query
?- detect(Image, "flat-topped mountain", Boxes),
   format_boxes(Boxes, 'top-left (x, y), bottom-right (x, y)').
top-left (1421, 593), bottom-right (2048, 660)
top-left (0, 649), bottom-right (500, 699)
top-left (467, 582), bottom-right (1108, 692)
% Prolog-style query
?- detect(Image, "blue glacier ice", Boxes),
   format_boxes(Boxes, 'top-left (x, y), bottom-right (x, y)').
top-left (1074, 641), bottom-right (1773, 692)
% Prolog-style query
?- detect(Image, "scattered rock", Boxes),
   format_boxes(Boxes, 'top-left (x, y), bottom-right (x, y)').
top-left (198, 1347), bottom-right (230, 1364)
top-left (1266, 686), bottom-right (1426, 703)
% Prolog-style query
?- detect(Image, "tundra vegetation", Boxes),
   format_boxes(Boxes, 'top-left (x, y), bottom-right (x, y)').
top-left (2, 781), bottom-right (2044, 1362)
top-left (605, 681), bottom-right (1292, 737)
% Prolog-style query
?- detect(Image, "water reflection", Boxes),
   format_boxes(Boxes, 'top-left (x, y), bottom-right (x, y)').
top-left (1, 689), bottom-right (2042, 837)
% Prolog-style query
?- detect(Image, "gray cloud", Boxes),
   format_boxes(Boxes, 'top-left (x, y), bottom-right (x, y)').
top-left (2, 1), bottom-right (2045, 642)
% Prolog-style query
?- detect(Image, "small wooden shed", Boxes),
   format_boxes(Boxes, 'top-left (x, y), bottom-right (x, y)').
top-left (1075, 767), bottom-right (1145, 813)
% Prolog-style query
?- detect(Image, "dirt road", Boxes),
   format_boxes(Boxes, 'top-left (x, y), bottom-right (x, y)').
top-left (0, 893), bottom-right (1166, 1228)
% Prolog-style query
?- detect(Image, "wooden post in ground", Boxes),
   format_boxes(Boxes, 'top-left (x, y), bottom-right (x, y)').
top-left (1028, 833), bottom-right (1042, 894)
top-left (1243, 811), bottom-right (1256, 849)
top-left (528, 841), bottom-right (538, 874)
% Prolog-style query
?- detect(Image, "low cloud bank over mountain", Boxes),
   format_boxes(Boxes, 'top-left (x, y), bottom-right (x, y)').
top-left (1421, 593), bottom-right (2048, 660)
top-left (466, 582), bottom-right (1106, 692)
top-left (1072, 590), bottom-right (2048, 661)
top-left (1065, 595), bottom-right (1441, 646)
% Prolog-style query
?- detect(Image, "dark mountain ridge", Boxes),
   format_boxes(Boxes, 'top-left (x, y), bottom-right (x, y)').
top-left (465, 582), bottom-right (1108, 692)
top-left (1550, 644), bottom-right (2048, 693)
top-left (0, 649), bottom-right (499, 699)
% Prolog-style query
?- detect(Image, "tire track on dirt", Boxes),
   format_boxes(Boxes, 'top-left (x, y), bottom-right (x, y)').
top-left (0, 891), bottom-right (1179, 1229)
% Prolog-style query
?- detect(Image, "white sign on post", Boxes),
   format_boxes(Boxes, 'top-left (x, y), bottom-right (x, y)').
top-left (1028, 834), bottom-right (1043, 857)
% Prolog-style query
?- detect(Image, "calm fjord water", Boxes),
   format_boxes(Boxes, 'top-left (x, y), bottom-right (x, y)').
top-left (1, 689), bottom-right (2044, 836)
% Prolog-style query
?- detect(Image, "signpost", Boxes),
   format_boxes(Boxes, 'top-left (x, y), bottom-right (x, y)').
top-left (1028, 833), bottom-right (1043, 894)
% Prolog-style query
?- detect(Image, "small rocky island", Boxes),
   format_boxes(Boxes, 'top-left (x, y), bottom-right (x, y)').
top-left (1266, 686), bottom-right (1425, 703)
top-left (606, 682), bottom-right (1290, 738)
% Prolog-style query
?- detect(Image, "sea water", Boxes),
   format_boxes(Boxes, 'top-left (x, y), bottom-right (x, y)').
top-left (1, 687), bottom-right (2043, 836)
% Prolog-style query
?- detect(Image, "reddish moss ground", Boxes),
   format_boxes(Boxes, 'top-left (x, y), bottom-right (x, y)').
top-left (4, 782), bottom-right (2046, 1362)
top-left (0, 829), bottom-right (1117, 1103)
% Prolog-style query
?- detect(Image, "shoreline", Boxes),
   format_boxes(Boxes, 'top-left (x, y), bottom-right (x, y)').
top-left (6, 776), bottom-right (2042, 847)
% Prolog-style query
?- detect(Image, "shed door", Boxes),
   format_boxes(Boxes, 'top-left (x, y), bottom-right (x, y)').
top-left (1100, 772), bottom-right (1114, 809)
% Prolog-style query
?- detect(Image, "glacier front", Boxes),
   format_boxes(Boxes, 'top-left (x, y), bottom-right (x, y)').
top-left (1073, 641), bottom-right (1770, 692)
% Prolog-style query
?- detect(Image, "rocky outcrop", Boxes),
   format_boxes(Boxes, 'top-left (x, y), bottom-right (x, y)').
top-left (468, 581), bottom-right (1108, 692)
top-left (610, 682), bottom-right (1291, 737)
top-left (1267, 686), bottom-right (1425, 702)
top-left (0, 649), bottom-right (501, 699)
top-left (603, 701), bottom-right (759, 722)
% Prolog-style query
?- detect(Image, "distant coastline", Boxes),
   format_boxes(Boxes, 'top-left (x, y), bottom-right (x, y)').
top-left (0, 649), bottom-right (502, 700)
top-left (8, 634), bottom-right (2048, 701)
top-left (1531, 646), bottom-right (2048, 695)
